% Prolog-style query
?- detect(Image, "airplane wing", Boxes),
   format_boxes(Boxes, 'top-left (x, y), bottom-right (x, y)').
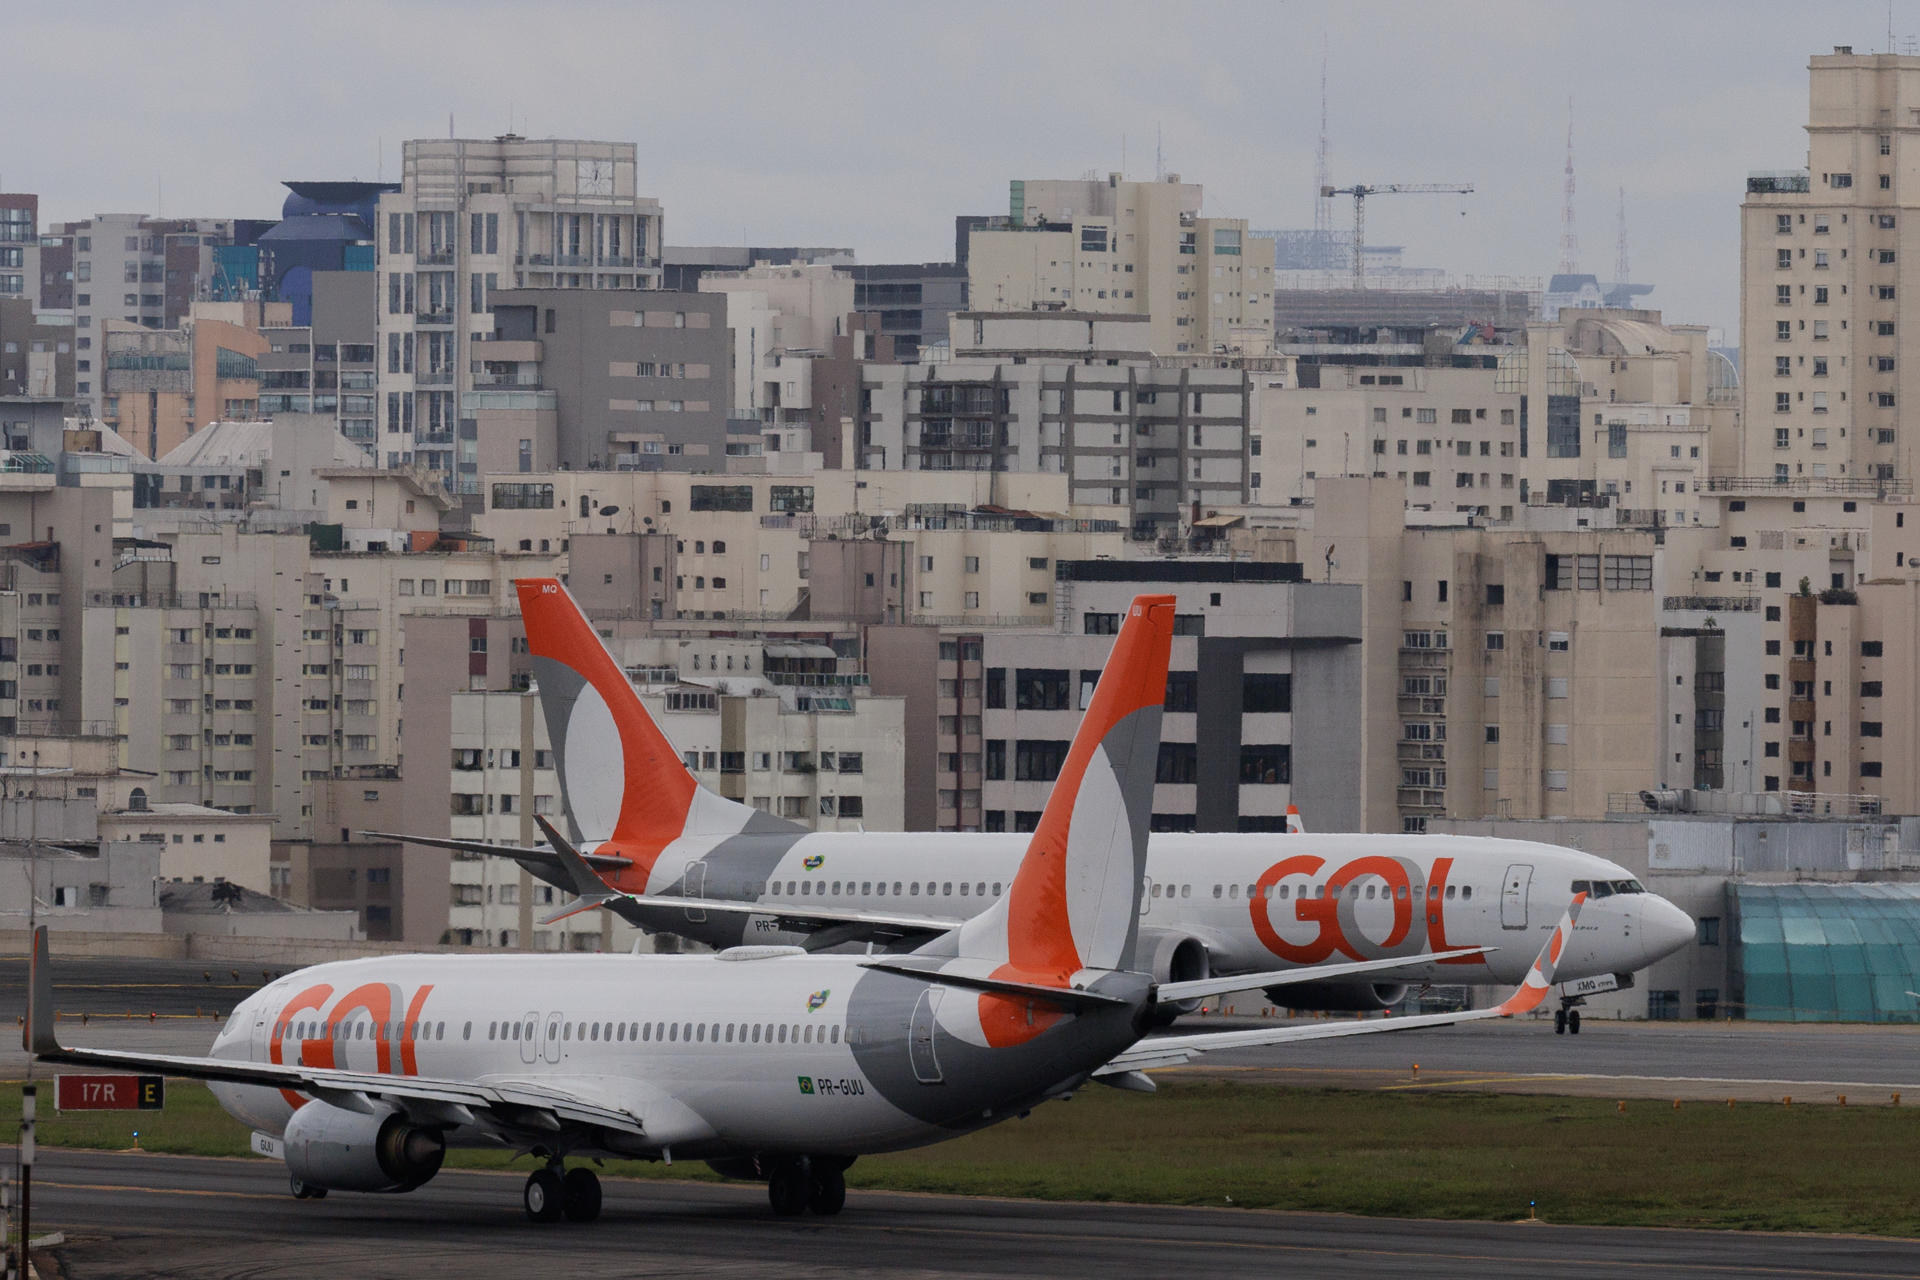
top-left (525, 814), bottom-right (961, 948)
top-left (1096, 894), bottom-right (1586, 1078)
top-left (359, 830), bottom-right (632, 884)
top-left (23, 927), bottom-right (647, 1139)
top-left (1154, 946), bottom-right (1493, 1005)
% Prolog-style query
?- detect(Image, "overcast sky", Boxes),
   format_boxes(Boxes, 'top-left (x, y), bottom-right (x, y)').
top-left (8, 1), bottom-right (1916, 336)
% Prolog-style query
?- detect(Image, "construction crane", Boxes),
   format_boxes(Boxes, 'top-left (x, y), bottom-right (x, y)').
top-left (1318, 183), bottom-right (1474, 289)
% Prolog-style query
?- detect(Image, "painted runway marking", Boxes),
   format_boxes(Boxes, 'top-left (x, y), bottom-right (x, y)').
top-left (1381, 1071), bottom-right (1920, 1093)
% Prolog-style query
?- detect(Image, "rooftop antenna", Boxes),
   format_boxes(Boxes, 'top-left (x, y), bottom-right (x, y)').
top-left (1558, 96), bottom-right (1579, 277)
top-left (449, 112), bottom-right (456, 140)
top-left (1614, 186), bottom-right (1630, 284)
top-left (1155, 123), bottom-right (1163, 182)
top-left (1314, 35), bottom-right (1332, 242)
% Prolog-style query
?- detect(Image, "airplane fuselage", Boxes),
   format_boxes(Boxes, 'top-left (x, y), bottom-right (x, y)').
top-left (211, 950), bottom-right (1150, 1162)
top-left (618, 831), bottom-right (1688, 987)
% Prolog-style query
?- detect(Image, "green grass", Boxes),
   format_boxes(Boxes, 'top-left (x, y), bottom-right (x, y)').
top-left (4, 1079), bottom-right (1917, 1234)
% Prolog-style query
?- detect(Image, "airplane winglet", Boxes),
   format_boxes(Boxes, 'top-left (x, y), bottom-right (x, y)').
top-left (533, 813), bottom-right (623, 925)
top-left (1492, 892), bottom-right (1587, 1017)
top-left (28, 924), bottom-right (59, 1056)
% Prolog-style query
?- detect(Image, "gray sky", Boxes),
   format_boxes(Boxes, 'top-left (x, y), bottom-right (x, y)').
top-left (8, 1), bottom-right (1917, 335)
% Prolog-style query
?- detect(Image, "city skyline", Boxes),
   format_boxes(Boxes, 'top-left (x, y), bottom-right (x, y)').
top-left (7, 1), bottom-right (1913, 335)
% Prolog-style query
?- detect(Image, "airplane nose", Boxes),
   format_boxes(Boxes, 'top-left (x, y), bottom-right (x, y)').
top-left (1639, 895), bottom-right (1695, 965)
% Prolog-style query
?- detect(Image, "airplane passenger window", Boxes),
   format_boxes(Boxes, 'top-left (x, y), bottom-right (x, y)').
top-left (1152, 884), bottom-right (1162, 899)
top-left (642, 1024), bottom-right (652, 1042)
top-left (910, 883), bottom-right (920, 895)
top-left (725, 1024), bottom-right (734, 1043)
top-left (696, 1025), bottom-right (706, 1043)
top-left (960, 882), bottom-right (970, 896)
top-left (631, 1023), bottom-right (639, 1040)
top-left (591, 1024), bottom-right (600, 1042)
top-left (1228, 885), bottom-right (1239, 899)
top-left (778, 1025), bottom-right (788, 1043)
top-left (1397, 886), bottom-right (1408, 900)
top-left (944, 882), bottom-right (954, 895)
top-left (833, 881), bottom-right (842, 894)
top-left (463, 1022), bottom-right (472, 1041)
top-left (993, 883), bottom-right (1002, 895)
top-left (977, 882), bottom-right (986, 896)
top-left (668, 1024), bottom-right (679, 1042)
top-left (616, 1023), bottom-right (625, 1042)
top-left (751, 1025), bottom-right (761, 1043)
top-left (862, 882), bottom-right (872, 894)
top-left (563, 1024), bottom-right (572, 1041)
top-left (787, 881), bottom-right (797, 895)
top-left (1181, 885), bottom-right (1191, 898)
top-left (487, 1022), bottom-right (496, 1040)
top-left (800, 882), bottom-right (811, 896)
top-left (1212, 885), bottom-right (1223, 899)
top-left (1278, 885), bottom-right (1289, 900)
top-left (1366, 886), bottom-right (1376, 900)
top-left (831, 1025), bottom-right (841, 1043)
top-left (894, 882), bottom-right (904, 894)
top-left (1349, 886), bottom-right (1360, 900)
top-left (1445, 886), bottom-right (1457, 900)
top-left (1462, 886), bottom-right (1473, 900)
top-left (1428, 885), bottom-right (1440, 900)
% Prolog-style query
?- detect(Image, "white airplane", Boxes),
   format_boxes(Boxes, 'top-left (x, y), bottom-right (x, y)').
top-left (377, 578), bottom-right (1690, 1034)
top-left (30, 594), bottom-right (1584, 1222)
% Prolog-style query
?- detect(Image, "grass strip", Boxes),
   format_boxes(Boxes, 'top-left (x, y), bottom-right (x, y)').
top-left (3, 1079), bottom-right (1916, 1234)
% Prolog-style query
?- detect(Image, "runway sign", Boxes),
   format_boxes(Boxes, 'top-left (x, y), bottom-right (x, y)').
top-left (55, 1074), bottom-right (165, 1111)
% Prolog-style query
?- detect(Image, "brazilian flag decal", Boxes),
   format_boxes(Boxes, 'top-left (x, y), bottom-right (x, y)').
top-left (797, 1076), bottom-right (815, 1095)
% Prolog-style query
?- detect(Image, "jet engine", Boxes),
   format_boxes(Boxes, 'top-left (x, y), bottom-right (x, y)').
top-left (1264, 979), bottom-right (1409, 1012)
top-left (1140, 928), bottom-right (1212, 1024)
top-left (283, 1102), bottom-right (446, 1193)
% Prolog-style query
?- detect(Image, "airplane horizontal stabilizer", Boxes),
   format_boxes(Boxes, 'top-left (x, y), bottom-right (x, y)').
top-left (857, 958), bottom-right (1128, 1012)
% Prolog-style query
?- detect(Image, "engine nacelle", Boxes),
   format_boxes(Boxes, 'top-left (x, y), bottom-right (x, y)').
top-left (1265, 980), bottom-right (1410, 1012)
top-left (283, 1102), bottom-right (446, 1193)
top-left (1140, 928), bottom-right (1212, 1023)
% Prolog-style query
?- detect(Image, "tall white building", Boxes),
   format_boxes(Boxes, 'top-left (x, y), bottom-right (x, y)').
top-left (375, 137), bottom-right (664, 490)
top-left (965, 174), bottom-right (1274, 357)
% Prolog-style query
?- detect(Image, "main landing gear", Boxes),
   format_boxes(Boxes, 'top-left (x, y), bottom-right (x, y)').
top-left (767, 1156), bottom-right (847, 1217)
top-left (1553, 1002), bottom-right (1583, 1035)
top-left (289, 1174), bottom-right (328, 1200)
top-left (523, 1159), bottom-right (602, 1223)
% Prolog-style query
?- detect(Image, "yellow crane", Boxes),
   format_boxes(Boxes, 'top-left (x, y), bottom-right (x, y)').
top-left (1319, 183), bottom-right (1475, 289)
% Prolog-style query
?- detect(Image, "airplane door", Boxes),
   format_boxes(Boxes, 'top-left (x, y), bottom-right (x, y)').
top-left (683, 862), bottom-right (707, 923)
top-left (544, 1013), bottom-right (564, 1064)
top-left (1501, 863), bottom-right (1533, 930)
top-left (520, 1012), bottom-right (539, 1065)
top-left (908, 988), bottom-right (944, 1084)
top-left (1140, 876), bottom-right (1154, 917)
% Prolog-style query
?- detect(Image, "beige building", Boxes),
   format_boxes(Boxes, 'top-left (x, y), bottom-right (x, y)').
top-left (966, 175), bottom-right (1274, 356)
top-left (1738, 47), bottom-right (1920, 489)
top-left (375, 137), bottom-right (665, 488)
top-left (97, 800), bottom-right (274, 894)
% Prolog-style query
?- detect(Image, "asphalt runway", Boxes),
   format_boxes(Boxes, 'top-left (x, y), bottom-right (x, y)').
top-left (17, 1148), bottom-right (1920, 1280)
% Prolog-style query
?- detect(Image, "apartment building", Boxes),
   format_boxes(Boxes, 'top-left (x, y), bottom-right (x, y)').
top-left (1739, 47), bottom-right (1920, 487)
top-left (965, 174), bottom-right (1274, 356)
top-left (47, 214), bottom-right (236, 409)
top-left (246, 273), bottom-right (379, 450)
top-left (0, 297), bottom-right (76, 401)
top-left (482, 287), bottom-right (731, 472)
top-left (0, 195), bottom-right (38, 308)
top-left (375, 137), bottom-right (665, 489)
top-left (886, 561), bottom-right (1363, 836)
top-left (99, 302), bottom-right (275, 458)
top-left (860, 312), bottom-right (1251, 537)
top-left (848, 262), bottom-right (968, 361)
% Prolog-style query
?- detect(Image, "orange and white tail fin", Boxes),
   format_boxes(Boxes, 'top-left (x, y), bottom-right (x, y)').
top-left (513, 578), bottom-right (799, 891)
top-left (1285, 804), bottom-right (1304, 834)
top-left (1493, 893), bottom-right (1587, 1016)
top-left (952, 594), bottom-right (1174, 983)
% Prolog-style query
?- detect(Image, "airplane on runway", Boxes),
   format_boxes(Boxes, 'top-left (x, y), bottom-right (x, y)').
top-left (373, 577), bottom-right (1689, 1034)
top-left (29, 595), bottom-right (1585, 1222)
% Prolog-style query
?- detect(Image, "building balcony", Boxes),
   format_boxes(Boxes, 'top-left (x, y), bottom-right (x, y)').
top-left (416, 370), bottom-right (455, 387)
top-left (415, 310), bottom-right (455, 328)
top-left (553, 253), bottom-right (593, 268)
top-left (1747, 171), bottom-right (1811, 195)
top-left (419, 250), bottom-right (455, 266)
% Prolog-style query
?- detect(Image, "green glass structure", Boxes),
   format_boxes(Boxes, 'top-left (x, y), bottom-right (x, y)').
top-left (1736, 883), bottom-right (1920, 1022)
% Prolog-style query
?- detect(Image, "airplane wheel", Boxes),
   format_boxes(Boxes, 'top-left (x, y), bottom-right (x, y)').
top-left (524, 1168), bottom-right (565, 1223)
top-left (562, 1167), bottom-right (602, 1222)
top-left (1553, 1009), bottom-right (1567, 1035)
top-left (1567, 1010), bottom-right (1582, 1035)
top-left (768, 1162), bottom-right (810, 1217)
top-left (808, 1163), bottom-right (846, 1216)
top-left (290, 1174), bottom-right (327, 1200)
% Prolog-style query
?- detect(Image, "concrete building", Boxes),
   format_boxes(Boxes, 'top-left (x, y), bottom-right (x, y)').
top-left (97, 800), bottom-right (274, 894)
top-left (859, 312), bottom-right (1252, 538)
top-left (878, 560), bottom-right (1362, 836)
top-left (482, 288), bottom-right (732, 474)
top-left (374, 136), bottom-right (664, 490)
top-left (100, 302), bottom-right (276, 458)
top-left (847, 262), bottom-right (968, 361)
top-left (47, 214), bottom-right (238, 409)
top-left (964, 175), bottom-right (1275, 357)
top-left (1739, 47), bottom-right (1920, 489)
top-left (0, 195), bottom-right (38, 308)
top-left (0, 297), bottom-right (76, 403)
